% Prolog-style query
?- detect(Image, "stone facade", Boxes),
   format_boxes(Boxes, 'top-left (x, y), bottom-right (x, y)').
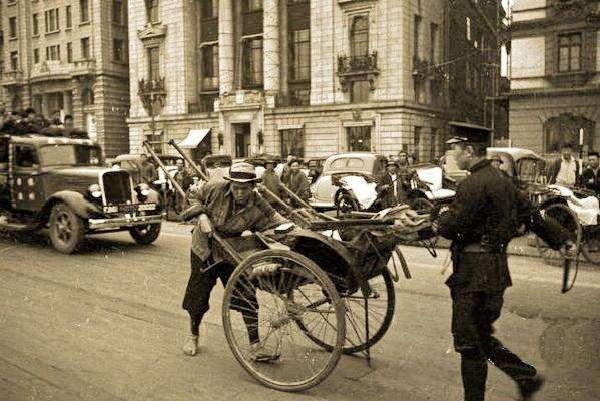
top-left (127, 0), bottom-right (504, 162)
top-left (0, 0), bottom-right (130, 157)
top-left (508, 0), bottom-right (600, 154)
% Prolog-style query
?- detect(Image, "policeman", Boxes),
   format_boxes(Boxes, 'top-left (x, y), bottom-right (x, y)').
top-left (435, 139), bottom-right (574, 401)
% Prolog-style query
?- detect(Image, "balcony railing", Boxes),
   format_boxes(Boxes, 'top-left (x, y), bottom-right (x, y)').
top-left (1, 70), bottom-right (24, 86)
top-left (138, 77), bottom-right (166, 115)
top-left (72, 59), bottom-right (96, 77)
top-left (337, 52), bottom-right (378, 75)
top-left (30, 61), bottom-right (74, 82)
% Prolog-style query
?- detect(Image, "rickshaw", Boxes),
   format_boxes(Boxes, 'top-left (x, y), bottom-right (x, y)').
top-left (142, 140), bottom-right (435, 391)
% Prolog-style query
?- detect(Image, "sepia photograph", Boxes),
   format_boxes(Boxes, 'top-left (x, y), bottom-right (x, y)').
top-left (0, 0), bottom-right (599, 400)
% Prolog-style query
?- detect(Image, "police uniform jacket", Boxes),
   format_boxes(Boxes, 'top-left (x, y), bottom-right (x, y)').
top-left (438, 159), bottom-right (569, 292)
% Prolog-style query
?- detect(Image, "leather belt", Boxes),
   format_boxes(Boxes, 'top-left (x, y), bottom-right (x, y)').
top-left (461, 242), bottom-right (507, 253)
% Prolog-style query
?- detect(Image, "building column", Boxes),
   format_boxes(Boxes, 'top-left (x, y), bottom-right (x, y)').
top-left (263, 0), bottom-right (280, 94)
top-left (41, 94), bottom-right (49, 118)
top-left (218, 0), bottom-right (234, 95)
top-left (63, 91), bottom-right (73, 116)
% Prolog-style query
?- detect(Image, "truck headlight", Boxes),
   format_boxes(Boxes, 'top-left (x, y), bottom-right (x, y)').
top-left (88, 184), bottom-right (102, 198)
top-left (137, 183), bottom-right (151, 197)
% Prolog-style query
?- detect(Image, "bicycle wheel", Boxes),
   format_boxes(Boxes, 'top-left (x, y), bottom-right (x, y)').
top-left (581, 225), bottom-right (600, 266)
top-left (536, 203), bottom-right (582, 266)
top-left (296, 269), bottom-right (396, 355)
top-left (222, 250), bottom-right (346, 392)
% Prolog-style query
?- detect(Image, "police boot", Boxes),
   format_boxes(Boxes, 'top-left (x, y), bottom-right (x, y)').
top-left (518, 375), bottom-right (545, 401)
top-left (182, 334), bottom-right (199, 356)
top-left (460, 352), bottom-right (488, 401)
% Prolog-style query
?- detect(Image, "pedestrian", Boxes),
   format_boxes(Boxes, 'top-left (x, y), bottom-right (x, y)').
top-left (280, 155), bottom-right (294, 185)
top-left (578, 151), bottom-right (600, 194)
top-left (261, 159), bottom-right (285, 203)
top-left (286, 158), bottom-right (310, 207)
top-left (547, 142), bottom-right (579, 186)
top-left (179, 162), bottom-right (289, 359)
top-left (375, 159), bottom-right (407, 209)
top-left (139, 154), bottom-right (158, 185)
top-left (435, 139), bottom-right (574, 401)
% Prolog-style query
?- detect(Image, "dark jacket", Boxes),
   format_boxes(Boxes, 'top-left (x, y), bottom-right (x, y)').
top-left (261, 169), bottom-right (285, 201)
top-left (287, 170), bottom-right (310, 202)
top-left (375, 171), bottom-right (408, 208)
top-left (547, 156), bottom-right (580, 185)
top-left (438, 159), bottom-right (570, 291)
top-left (578, 167), bottom-right (600, 193)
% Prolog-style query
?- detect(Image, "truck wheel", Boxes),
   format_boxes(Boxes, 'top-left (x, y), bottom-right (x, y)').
top-left (129, 223), bottom-right (161, 245)
top-left (49, 203), bottom-right (85, 254)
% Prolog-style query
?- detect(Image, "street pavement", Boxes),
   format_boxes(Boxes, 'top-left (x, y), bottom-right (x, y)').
top-left (0, 223), bottom-right (599, 401)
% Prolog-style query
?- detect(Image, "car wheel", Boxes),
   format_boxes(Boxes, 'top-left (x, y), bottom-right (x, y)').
top-left (49, 203), bottom-right (85, 254)
top-left (129, 223), bottom-right (161, 245)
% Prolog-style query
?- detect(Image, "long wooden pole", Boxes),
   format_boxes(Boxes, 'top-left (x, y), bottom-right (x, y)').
top-left (142, 141), bottom-right (187, 199)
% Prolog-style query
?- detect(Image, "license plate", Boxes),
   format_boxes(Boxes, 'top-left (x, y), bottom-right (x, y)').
top-left (118, 204), bottom-right (138, 213)
top-left (138, 203), bottom-right (156, 211)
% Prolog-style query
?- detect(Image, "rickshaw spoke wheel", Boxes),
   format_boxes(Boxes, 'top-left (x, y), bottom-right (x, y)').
top-left (296, 269), bottom-right (395, 355)
top-left (222, 250), bottom-right (346, 392)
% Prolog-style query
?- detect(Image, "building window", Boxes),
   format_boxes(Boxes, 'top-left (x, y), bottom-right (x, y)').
top-left (351, 81), bottom-right (370, 103)
top-left (466, 17), bottom-right (471, 41)
top-left (465, 60), bottom-right (471, 91)
top-left (201, 0), bottom-right (218, 18)
top-left (32, 14), bottom-right (39, 36)
top-left (33, 48), bottom-right (40, 64)
top-left (113, 39), bottom-right (125, 62)
top-left (430, 23), bottom-right (438, 63)
top-left (10, 52), bottom-right (18, 71)
top-left (413, 15), bottom-right (421, 60)
top-left (66, 5), bottom-right (72, 28)
top-left (113, 0), bottom-right (124, 25)
top-left (81, 37), bottom-right (90, 59)
top-left (201, 45), bottom-right (219, 90)
top-left (347, 126), bottom-right (371, 151)
top-left (45, 9), bottom-right (60, 33)
top-left (67, 42), bottom-right (73, 63)
top-left (9, 17), bottom-right (17, 38)
top-left (242, 38), bottom-right (263, 88)
top-left (290, 29), bottom-right (310, 81)
top-left (280, 129), bottom-right (305, 157)
top-left (148, 47), bottom-right (160, 81)
top-left (351, 15), bottom-right (369, 57)
top-left (82, 87), bottom-right (94, 106)
top-left (146, 0), bottom-right (159, 23)
top-left (80, 0), bottom-right (90, 23)
top-left (558, 33), bottom-right (581, 73)
top-left (46, 45), bottom-right (61, 61)
top-left (244, 0), bottom-right (263, 12)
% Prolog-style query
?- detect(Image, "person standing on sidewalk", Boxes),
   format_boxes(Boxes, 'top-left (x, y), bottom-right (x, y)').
top-left (435, 139), bottom-right (574, 401)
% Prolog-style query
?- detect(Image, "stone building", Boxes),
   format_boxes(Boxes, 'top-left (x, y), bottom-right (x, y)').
top-left (0, 0), bottom-right (130, 156)
top-left (508, 0), bottom-right (600, 154)
top-left (127, 0), bottom-right (504, 161)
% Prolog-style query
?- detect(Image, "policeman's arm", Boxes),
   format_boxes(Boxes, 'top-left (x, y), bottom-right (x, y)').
top-left (437, 181), bottom-right (483, 241)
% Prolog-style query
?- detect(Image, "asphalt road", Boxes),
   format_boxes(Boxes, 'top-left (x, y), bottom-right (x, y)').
top-left (0, 223), bottom-right (599, 401)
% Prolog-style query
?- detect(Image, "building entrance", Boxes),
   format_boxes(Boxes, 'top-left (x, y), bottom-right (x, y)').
top-left (233, 123), bottom-right (251, 157)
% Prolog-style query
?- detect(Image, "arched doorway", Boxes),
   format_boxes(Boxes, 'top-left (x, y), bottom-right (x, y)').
top-left (544, 113), bottom-right (596, 153)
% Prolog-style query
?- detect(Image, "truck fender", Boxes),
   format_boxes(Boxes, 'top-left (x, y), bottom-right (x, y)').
top-left (40, 191), bottom-right (100, 222)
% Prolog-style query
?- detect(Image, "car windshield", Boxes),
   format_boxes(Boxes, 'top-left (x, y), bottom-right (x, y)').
top-left (518, 158), bottom-right (544, 183)
top-left (39, 144), bottom-right (102, 167)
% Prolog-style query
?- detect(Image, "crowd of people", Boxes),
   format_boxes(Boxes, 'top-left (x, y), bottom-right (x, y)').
top-left (0, 106), bottom-right (83, 138)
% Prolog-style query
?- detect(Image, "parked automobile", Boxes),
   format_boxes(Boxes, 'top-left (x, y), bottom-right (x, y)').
top-left (307, 157), bottom-right (327, 183)
top-left (0, 133), bottom-right (164, 253)
top-left (310, 152), bottom-right (455, 212)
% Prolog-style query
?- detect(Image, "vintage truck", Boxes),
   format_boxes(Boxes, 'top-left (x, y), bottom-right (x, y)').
top-left (0, 133), bottom-right (164, 253)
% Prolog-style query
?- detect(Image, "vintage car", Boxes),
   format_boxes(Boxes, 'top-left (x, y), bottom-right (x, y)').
top-left (201, 154), bottom-right (232, 181)
top-left (310, 152), bottom-right (455, 212)
top-left (0, 133), bottom-right (164, 253)
top-left (307, 157), bottom-right (327, 183)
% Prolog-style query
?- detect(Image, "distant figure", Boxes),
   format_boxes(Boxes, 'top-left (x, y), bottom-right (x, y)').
top-left (280, 155), bottom-right (294, 186)
top-left (140, 154), bottom-right (158, 184)
top-left (547, 143), bottom-right (579, 186)
top-left (578, 151), bottom-right (600, 194)
top-left (287, 159), bottom-right (310, 207)
top-left (261, 160), bottom-right (285, 204)
top-left (375, 159), bottom-right (408, 209)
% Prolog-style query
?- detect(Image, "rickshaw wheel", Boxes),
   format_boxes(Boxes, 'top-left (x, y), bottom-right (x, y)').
top-left (536, 203), bottom-right (582, 266)
top-left (296, 269), bottom-right (395, 355)
top-left (222, 250), bottom-right (346, 392)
